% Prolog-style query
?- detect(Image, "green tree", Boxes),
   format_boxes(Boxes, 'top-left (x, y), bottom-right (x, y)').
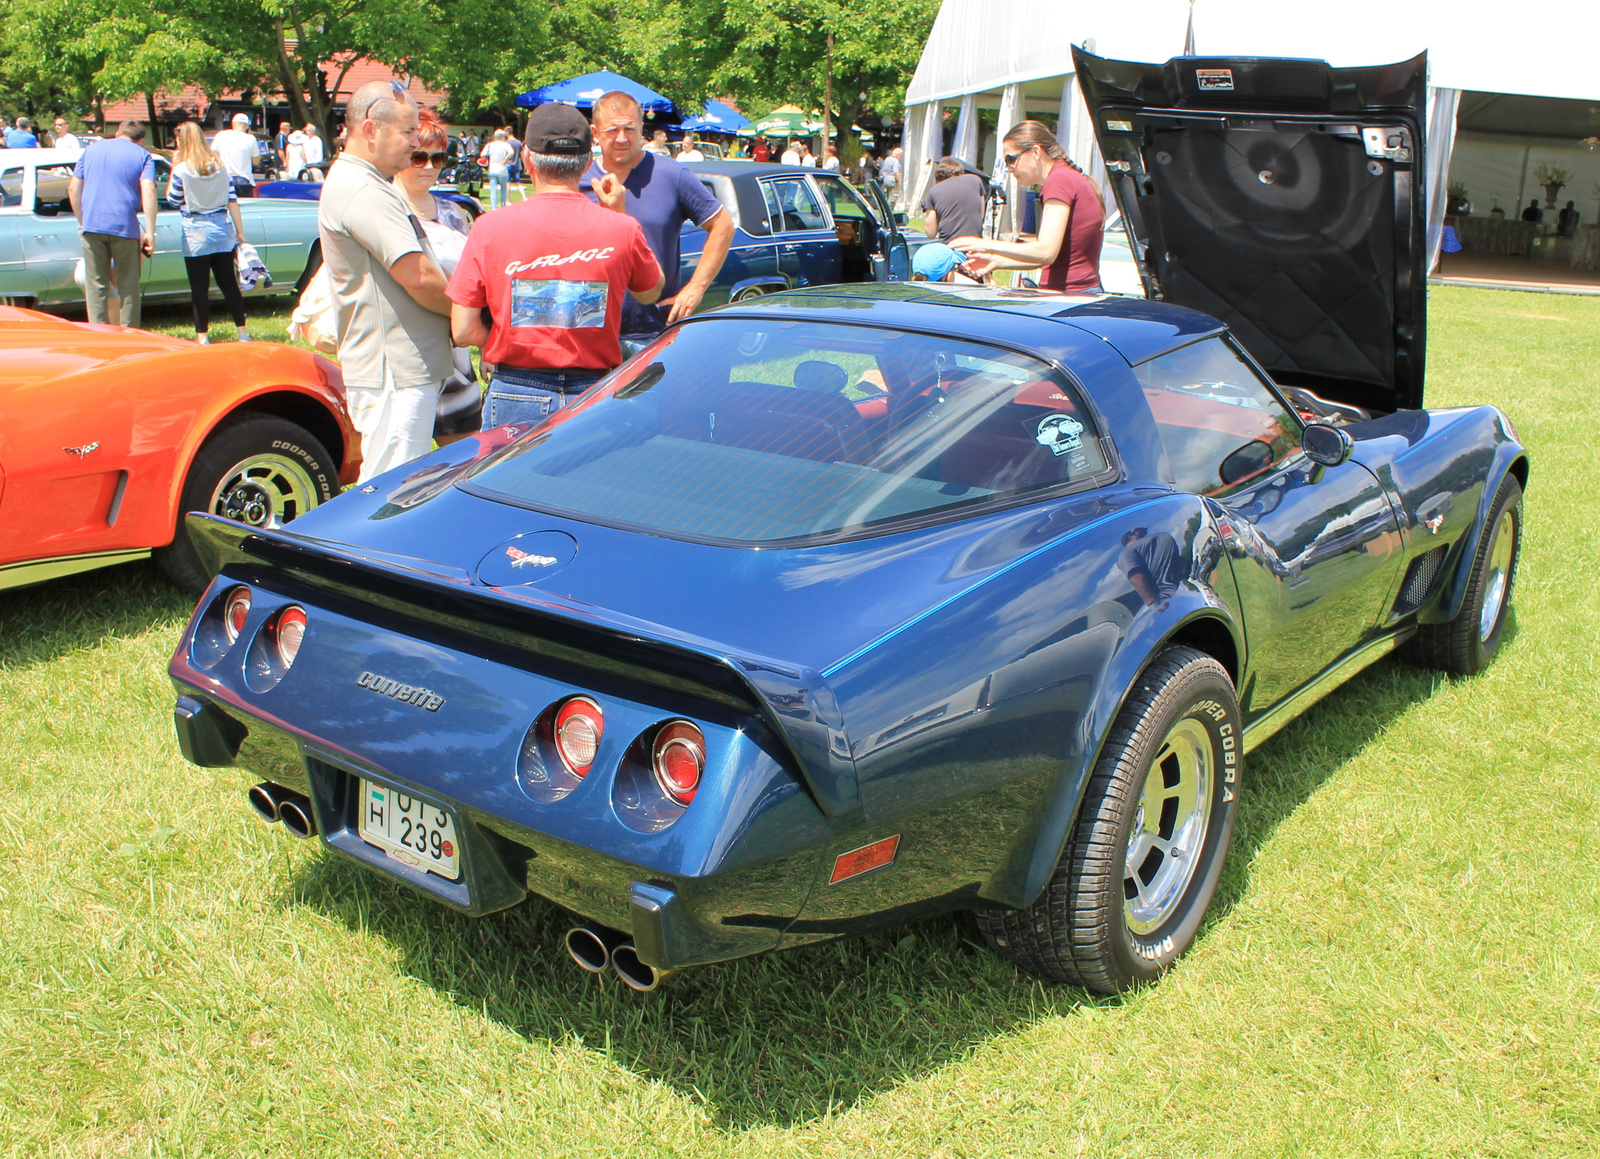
top-left (259, 0), bottom-right (444, 136)
top-left (620, 0), bottom-right (939, 167)
top-left (0, 0), bottom-right (113, 125)
top-left (418, 0), bottom-right (626, 124)
top-left (88, 0), bottom-right (270, 142)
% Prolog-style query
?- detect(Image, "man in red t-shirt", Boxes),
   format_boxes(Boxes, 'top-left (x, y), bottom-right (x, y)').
top-left (448, 103), bottom-right (664, 429)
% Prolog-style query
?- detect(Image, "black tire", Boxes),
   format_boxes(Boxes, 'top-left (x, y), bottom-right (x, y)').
top-left (154, 413), bottom-right (337, 593)
top-left (976, 646), bottom-right (1241, 993)
top-left (1403, 475), bottom-right (1522, 676)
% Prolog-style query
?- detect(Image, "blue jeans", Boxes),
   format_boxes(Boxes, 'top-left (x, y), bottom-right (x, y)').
top-left (488, 171), bottom-right (510, 210)
top-left (482, 369), bottom-right (606, 430)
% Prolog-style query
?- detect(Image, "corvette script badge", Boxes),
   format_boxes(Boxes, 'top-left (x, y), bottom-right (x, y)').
top-left (506, 545), bottom-right (558, 568)
top-left (356, 671), bottom-right (444, 711)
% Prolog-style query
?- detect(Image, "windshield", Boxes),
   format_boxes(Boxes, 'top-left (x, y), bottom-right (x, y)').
top-left (462, 318), bottom-right (1110, 544)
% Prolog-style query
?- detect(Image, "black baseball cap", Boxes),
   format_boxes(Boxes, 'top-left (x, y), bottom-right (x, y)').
top-left (524, 104), bottom-right (592, 155)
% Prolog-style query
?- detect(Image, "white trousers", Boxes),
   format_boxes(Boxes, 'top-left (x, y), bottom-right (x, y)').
top-left (347, 365), bottom-right (439, 484)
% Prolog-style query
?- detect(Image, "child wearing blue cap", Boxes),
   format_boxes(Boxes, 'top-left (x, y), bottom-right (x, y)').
top-left (911, 242), bottom-right (982, 283)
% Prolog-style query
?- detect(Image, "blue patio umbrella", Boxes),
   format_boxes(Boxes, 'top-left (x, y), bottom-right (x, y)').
top-left (680, 99), bottom-right (750, 134)
top-left (514, 70), bottom-right (677, 117)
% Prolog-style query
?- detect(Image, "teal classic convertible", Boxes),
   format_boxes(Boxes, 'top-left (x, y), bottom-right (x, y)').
top-left (0, 147), bottom-right (323, 311)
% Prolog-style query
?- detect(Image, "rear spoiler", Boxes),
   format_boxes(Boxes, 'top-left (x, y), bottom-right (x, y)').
top-left (188, 514), bottom-right (860, 815)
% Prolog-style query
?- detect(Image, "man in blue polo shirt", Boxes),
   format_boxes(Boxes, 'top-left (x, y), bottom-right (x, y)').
top-left (580, 90), bottom-right (733, 352)
top-left (68, 120), bottom-right (158, 326)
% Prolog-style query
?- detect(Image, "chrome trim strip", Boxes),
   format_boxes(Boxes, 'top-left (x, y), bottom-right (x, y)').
top-left (1243, 630), bottom-right (1411, 754)
top-left (0, 549), bottom-right (152, 591)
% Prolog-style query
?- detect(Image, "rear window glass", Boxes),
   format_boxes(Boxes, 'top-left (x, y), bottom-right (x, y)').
top-left (462, 318), bottom-right (1110, 544)
top-left (0, 168), bottom-right (21, 208)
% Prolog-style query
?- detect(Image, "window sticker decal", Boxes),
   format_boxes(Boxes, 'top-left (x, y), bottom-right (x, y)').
top-left (1196, 68), bottom-right (1234, 91)
top-left (511, 278), bottom-right (609, 329)
top-left (1036, 413), bottom-right (1084, 456)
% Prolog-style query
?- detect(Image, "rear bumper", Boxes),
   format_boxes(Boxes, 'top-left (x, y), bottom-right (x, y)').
top-left (171, 685), bottom-right (817, 970)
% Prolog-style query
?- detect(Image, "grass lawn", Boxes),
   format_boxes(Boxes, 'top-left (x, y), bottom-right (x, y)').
top-left (1, 286), bottom-right (1596, 1157)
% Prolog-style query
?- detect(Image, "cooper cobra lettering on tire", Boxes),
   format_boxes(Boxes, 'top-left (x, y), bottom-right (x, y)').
top-left (154, 413), bottom-right (337, 594)
top-left (975, 646), bottom-right (1242, 994)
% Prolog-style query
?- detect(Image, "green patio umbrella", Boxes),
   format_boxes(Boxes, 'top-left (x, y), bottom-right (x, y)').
top-left (739, 105), bottom-right (824, 139)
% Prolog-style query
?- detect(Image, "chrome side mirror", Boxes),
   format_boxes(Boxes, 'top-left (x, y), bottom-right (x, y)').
top-left (1302, 423), bottom-right (1353, 483)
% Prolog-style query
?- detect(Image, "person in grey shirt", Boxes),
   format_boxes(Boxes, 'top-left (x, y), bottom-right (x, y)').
top-left (318, 80), bottom-right (454, 483)
top-left (922, 156), bottom-right (986, 244)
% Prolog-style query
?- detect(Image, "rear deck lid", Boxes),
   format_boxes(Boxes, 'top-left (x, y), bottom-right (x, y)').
top-left (1073, 47), bottom-right (1428, 413)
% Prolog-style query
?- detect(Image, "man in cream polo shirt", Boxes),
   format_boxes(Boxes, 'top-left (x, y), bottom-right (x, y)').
top-left (318, 80), bottom-right (453, 482)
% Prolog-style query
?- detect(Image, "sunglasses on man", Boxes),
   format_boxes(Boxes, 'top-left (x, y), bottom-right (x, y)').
top-left (409, 150), bottom-right (450, 168)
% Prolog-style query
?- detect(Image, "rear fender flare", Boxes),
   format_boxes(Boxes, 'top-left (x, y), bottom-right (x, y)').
top-left (982, 595), bottom-right (1245, 909)
top-left (1423, 442), bottom-right (1529, 625)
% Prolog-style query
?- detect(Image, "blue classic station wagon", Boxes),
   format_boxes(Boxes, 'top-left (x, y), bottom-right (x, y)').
top-left (678, 161), bottom-right (918, 304)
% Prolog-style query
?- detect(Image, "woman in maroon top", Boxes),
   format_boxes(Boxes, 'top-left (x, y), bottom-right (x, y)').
top-left (951, 120), bottom-right (1104, 293)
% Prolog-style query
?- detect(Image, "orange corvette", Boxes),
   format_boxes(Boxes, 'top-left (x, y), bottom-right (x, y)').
top-left (0, 306), bottom-right (359, 593)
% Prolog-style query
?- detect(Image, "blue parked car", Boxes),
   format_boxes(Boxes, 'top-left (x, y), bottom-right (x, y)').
top-left (167, 51), bottom-right (1528, 994)
top-left (254, 178), bottom-right (484, 220)
top-left (678, 161), bottom-right (921, 304)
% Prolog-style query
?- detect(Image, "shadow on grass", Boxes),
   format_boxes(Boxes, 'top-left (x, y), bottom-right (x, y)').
top-left (1209, 654), bottom-right (1446, 923)
top-left (283, 652), bottom-right (1443, 1130)
top-left (0, 559), bottom-right (192, 667)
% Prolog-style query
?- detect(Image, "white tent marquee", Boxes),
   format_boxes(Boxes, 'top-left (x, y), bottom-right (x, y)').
top-left (902, 0), bottom-right (1600, 271)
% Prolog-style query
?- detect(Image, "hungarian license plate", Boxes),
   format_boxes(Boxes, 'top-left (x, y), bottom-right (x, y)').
top-left (358, 780), bottom-right (460, 880)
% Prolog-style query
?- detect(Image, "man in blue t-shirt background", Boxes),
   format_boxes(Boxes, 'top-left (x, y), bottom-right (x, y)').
top-left (580, 90), bottom-right (733, 350)
top-left (68, 120), bottom-right (158, 325)
top-left (5, 116), bottom-right (40, 148)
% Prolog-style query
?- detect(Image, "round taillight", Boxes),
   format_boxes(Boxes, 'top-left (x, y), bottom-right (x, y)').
top-left (223, 586), bottom-right (252, 643)
top-left (553, 696), bottom-right (604, 777)
top-left (652, 721), bottom-right (704, 805)
top-left (271, 606), bottom-right (307, 667)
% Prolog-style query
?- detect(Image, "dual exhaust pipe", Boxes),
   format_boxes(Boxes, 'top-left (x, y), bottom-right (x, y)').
top-left (566, 924), bottom-right (675, 992)
top-left (250, 784), bottom-right (665, 988)
top-left (248, 782), bottom-right (317, 838)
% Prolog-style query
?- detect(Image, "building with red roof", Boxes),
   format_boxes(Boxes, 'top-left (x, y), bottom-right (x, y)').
top-left (100, 58), bottom-right (448, 140)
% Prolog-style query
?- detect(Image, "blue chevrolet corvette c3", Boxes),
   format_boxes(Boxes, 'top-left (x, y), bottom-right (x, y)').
top-left (168, 49), bottom-right (1528, 994)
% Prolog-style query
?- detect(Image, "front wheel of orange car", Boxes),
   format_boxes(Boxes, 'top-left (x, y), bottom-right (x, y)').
top-left (155, 413), bottom-right (337, 593)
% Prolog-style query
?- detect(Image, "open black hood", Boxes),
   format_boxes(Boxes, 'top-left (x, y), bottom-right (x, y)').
top-left (1073, 47), bottom-right (1428, 412)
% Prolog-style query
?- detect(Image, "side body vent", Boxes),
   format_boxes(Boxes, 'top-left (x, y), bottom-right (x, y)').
top-left (1393, 545), bottom-right (1448, 615)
